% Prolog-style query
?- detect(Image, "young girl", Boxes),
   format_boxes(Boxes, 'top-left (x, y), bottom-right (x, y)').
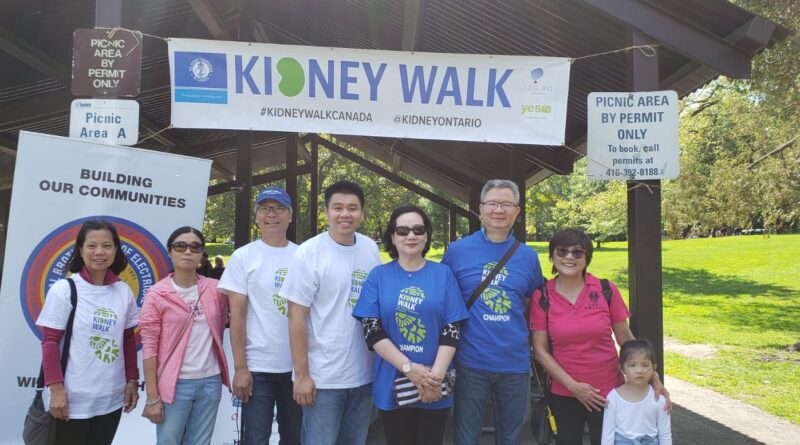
top-left (601, 339), bottom-right (672, 445)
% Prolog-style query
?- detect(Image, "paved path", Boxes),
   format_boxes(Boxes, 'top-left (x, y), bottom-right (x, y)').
top-left (362, 375), bottom-right (800, 444)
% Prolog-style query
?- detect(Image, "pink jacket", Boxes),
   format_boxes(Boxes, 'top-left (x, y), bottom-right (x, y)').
top-left (138, 274), bottom-right (230, 403)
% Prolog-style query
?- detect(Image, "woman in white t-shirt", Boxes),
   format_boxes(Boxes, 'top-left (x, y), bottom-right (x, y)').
top-left (37, 220), bottom-right (140, 445)
top-left (139, 226), bottom-right (230, 445)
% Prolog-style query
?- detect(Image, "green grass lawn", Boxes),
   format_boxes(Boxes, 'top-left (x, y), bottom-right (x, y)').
top-left (209, 234), bottom-right (800, 424)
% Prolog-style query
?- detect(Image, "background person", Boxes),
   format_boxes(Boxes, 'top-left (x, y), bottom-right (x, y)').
top-left (139, 226), bottom-right (230, 445)
top-left (210, 255), bottom-right (225, 280)
top-left (353, 205), bottom-right (468, 445)
top-left (218, 186), bottom-right (302, 444)
top-left (530, 228), bottom-right (669, 445)
top-left (282, 180), bottom-right (381, 445)
top-left (37, 220), bottom-right (140, 445)
top-left (442, 179), bottom-right (544, 445)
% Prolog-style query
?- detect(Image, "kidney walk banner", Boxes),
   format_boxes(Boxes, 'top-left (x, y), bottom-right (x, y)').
top-left (0, 132), bottom-right (241, 444)
top-left (169, 38), bottom-right (571, 145)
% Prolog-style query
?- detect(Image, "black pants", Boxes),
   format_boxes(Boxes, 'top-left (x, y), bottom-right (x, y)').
top-left (380, 407), bottom-right (450, 445)
top-left (55, 408), bottom-right (122, 445)
top-left (550, 394), bottom-right (604, 445)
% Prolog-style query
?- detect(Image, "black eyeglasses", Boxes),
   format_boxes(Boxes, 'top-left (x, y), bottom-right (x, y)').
top-left (394, 225), bottom-right (427, 236)
top-left (171, 242), bottom-right (204, 253)
top-left (555, 247), bottom-right (585, 259)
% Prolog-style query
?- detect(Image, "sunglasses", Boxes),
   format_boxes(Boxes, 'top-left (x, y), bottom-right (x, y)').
top-left (555, 247), bottom-right (585, 259)
top-left (394, 225), bottom-right (427, 236)
top-left (171, 241), bottom-right (204, 253)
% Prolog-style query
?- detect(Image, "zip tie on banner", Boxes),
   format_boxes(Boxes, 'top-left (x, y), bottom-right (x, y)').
top-left (560, 144), bottom-right (661, 194)
top-left (137, 125), bottom-right (174, 145)
top-left (570, 44), bottom-right (658, 63)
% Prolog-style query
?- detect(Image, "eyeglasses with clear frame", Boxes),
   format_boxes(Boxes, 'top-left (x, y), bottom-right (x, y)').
top-left (256, 205), bottom-right (289, 215)
top-left (394, 225), bottom-right (427, 236)
top-left (480, 201), bottom-right (517, 211)
top-left (171, 242), bottom-right (204, 253)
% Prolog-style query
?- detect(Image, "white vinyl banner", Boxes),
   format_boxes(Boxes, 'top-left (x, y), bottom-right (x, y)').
top-left (0, 132), bottom-right (245, 444)
top-left (169, 38), bottom-right (571, 145)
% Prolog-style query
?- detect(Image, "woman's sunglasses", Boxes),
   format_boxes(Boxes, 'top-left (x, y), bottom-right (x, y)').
top-left (171, 241), bottom-right (204, 253)
top-left (394, 225), bottom-right (427, 236)
top-left (555, 247), bottom-right (585, 259)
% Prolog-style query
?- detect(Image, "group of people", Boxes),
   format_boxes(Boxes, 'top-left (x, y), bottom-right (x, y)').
top-left (36, 178), bottom-right (672, 445)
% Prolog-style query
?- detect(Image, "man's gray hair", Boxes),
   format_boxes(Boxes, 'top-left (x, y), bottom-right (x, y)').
top-left (480, 179), bottom-right (520, 204)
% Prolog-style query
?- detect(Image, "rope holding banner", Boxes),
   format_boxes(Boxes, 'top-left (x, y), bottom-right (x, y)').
top-left (136, 125), bottom-right (174, 146)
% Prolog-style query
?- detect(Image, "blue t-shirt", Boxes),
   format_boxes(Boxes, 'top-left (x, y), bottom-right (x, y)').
top-left (352, 260), bottom-right (468, 410)
top-left (442, 229), bottom-right (544, 373)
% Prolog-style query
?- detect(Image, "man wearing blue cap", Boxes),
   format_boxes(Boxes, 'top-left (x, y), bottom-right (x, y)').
top-left (218, 185), bottom-right (302, 444)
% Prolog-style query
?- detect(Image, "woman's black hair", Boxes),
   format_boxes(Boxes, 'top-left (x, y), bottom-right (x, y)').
top-left (548, 228), bottom-right (594, 275)
top-left (67, 220), bottom-right (128, 275)
top-left (166, 226), bottom-right (206, 251)
top-left (619, 338), bottom-right (657, 367)
top-left (382, 205), bottom-right (432, 260)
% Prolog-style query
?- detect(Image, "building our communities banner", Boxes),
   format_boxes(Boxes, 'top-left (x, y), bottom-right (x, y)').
top-left (169, 38), bottom-right (571, 145)
top-left (0, 132), bottom-right (242, 444)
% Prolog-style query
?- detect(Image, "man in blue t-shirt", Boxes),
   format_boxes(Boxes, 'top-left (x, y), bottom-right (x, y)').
top-left (442, 179), bottom-right (545, 445)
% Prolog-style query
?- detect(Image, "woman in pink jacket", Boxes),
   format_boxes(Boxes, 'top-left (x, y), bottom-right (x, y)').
top-left (138, 226), bottom-right (230, 445)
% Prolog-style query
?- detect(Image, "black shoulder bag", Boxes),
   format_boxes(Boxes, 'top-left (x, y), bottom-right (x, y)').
top-left (23, 278), bottom-right (78, 445)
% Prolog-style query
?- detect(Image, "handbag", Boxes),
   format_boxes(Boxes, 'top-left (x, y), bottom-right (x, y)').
top-left (530, 358), bottom-right (555, 445)
top-left (23, 278), bottom-right (78, 445)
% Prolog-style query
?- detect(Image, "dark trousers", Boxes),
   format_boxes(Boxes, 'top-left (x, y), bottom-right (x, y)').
top-left (380, 407), bottom-right (450, 445)
top-left (243, 371), bottom-right (302, 445)
top-left (550, 394), bottom-right (604, 445)
top-left (55, 408), bottom-right (122, 445)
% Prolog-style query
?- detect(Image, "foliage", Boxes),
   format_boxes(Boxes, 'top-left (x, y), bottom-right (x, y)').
top-left (563, 235), bottom-right (800, 424)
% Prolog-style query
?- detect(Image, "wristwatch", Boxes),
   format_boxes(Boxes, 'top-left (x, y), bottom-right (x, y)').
top-left (402, 361), bottom-right (412, 374)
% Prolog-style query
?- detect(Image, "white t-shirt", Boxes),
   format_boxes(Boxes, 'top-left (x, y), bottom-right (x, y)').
top-left (218, 239), bottom-right (298, 373)
top-left (36, 275), bottom-right (139, 419)
top-left (601, 385), bottom-right (672, 445)
top-left (280, 231), bottom-right (380, 389)
top-left (171, 280), bottom-right (220, 379)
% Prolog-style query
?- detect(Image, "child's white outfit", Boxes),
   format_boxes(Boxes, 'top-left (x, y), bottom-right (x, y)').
top-left (601, 385), bottom-right (672, 445)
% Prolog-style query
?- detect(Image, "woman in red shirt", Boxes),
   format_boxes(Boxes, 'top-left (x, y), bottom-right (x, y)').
top-left (530, 228), bottom-right (669, 445)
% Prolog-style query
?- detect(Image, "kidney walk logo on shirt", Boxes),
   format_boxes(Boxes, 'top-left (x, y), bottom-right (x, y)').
top-left (396, 286), bottom-right (427, 351)
top-left (21, 215), bottom-right (171, 341)
top-left (91, 307), bottom-right (120, 363)
top-left (348, 269), bottom-right (369, 310)
top-left (480, 262), bottom-right (512, 322)
top-left (272, 267), bottom-right (289, 317)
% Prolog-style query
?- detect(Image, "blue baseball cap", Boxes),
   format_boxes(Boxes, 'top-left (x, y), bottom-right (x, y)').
top-left (255, 186), bottom-right (292, 209)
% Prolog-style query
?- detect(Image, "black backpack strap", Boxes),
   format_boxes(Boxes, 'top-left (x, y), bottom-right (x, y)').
top-left (38, 278), bottom-right (78, 390)
top-left (600, 278), bottom-right (613, 309)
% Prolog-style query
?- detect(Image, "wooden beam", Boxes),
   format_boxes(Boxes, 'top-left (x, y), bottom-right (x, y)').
top-left (186, 0), bottom-right (233, 40)
top-left (402, 0), bottom-right (426, 51)
top-left (286, 133), bottom-right (298, 243)
top-left (208, 164), bottom-right (311, 196)
top-left (95, 0), bottom-right (122, 29)
top-left (626, 29), bottom-right (664, 376)
top-left (317, 137), bottom-right (472, 218)
top-left (398, 140), bottom-right (486, 189)
top-left (0, 25), bottom-right (70, 85)
top-left (580, 0), bottom-right (753, 78)
top-left (0, 134), bottom-right (17, 157)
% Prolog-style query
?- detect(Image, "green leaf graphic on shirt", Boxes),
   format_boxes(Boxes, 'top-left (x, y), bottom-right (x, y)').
top-left (349, 269), bottom-right (369, 310)
top-left (90, 336), bottom-right (120, 364)
top-left (396, 312), bottom-right (426, 344)
top-left (481, 288), bottom-right (512, 314)
top-left (273, 267), bottom-right (289, 317)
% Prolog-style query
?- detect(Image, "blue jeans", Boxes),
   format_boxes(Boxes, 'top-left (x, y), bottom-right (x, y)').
top-left (243, 372), bottom-right (302, 445)
top-left (300, 383), bottom-right (372, 445)
top-left (158, 375), bottom-right (222, 445)
top-left (453, 364), bottom-right (530, 445)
